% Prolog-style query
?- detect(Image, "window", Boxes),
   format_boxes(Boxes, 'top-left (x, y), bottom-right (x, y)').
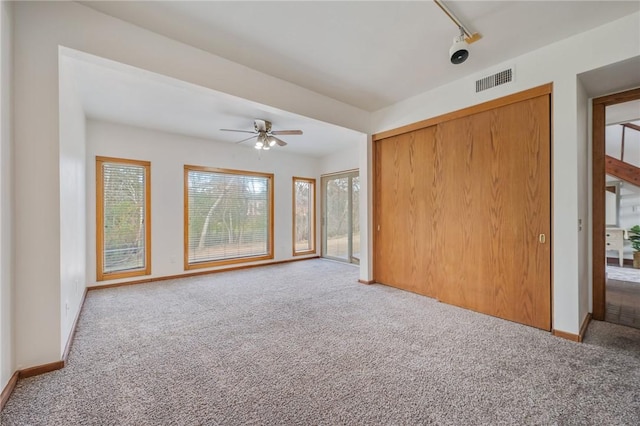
top-left (185, 165), bottom-right (273, 269)
top-left (96, 157), bottom-right (151, 281)
top-left (293, 177), bottom-right (316, 255)
top-left (322, 170), bottom-right (359, 264)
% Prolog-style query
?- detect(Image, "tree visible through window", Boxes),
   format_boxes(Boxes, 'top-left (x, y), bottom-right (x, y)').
top-left (185, 166), bottom-right (273, 268)
top-left (323, 171), bottom-right (359, 263)
top-left (293, 177), bottom-right (316, 255)
top-left (96, 157), bottom-right (151, 281)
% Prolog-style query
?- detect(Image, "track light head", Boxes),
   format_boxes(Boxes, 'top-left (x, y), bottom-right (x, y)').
top-left (450, 32), bottom-right (469, 65)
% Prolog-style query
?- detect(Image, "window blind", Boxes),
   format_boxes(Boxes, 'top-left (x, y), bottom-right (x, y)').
top-left (186, 168), bottom-right (271, 265)
top-left (294, 179), bottom-right (315, 253)
top-left (101, 162), bottom-right (147, 274)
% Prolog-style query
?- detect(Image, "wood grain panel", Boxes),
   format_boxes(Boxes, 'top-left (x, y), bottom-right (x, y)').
top-left (374, 134), bottom-right (396, 287)
top-left (426, 126), bottom-right (445, 299)
top-left (375, 132), bottom-right (414, 291)
top-left (491, 96), bottom-right (551, 330)
top-left (373, 84), bottom-right (553, 141)
top-left (374, 91), bottom-right (551, 330)
top-left (374, 127), bottom-right (437, 297)
top-left (437, 113), bottom-right (495, 313)
top-left (416, 127), bottom-right (439, 298)
top-left (437, 116), bottom-right (474, 308)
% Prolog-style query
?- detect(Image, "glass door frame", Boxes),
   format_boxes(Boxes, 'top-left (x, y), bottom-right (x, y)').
top-left (321, 169), bottom-right (359, 264)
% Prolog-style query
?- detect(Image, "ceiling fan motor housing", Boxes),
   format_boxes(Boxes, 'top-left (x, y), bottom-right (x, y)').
top-left (254, 119), bottom-right (272, 133)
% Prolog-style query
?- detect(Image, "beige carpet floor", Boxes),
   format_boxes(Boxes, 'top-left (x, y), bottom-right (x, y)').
top-left (2, 259), bottom-right (639, 425)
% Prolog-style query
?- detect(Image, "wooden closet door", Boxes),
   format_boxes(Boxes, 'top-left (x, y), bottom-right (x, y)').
top-left (375, 127), bottom-right (438, 297)
top-left (374, 94), bottom-right (551, 330)
top-left (496, 95), bottom-right (550, 330)
top-left (436, 95), bottom-right (551, 330)
top-left (435, 113), bottom-right (495, 315)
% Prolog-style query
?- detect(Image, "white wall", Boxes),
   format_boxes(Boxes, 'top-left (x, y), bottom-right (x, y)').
top-left (12, 0), bottom-right (369, 369)
top-left (59, 54), bottom-right (86, 354)
top-left (372, 12), bottom-right (640, 334)
top-left (86, 120), bottom-right (320, 284)
top-left (14, 1), bottom-right (61, 370)
top-left (577, 78), bottom-right (590, 327)
top-left (0, 0), bottom-right (13, 391)
top-left (360, 136), bottom-right (374, 282)
top-left (318, 146), bottom-right (359, 175)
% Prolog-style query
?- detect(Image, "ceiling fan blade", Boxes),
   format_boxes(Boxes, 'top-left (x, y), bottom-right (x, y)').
top-left (271, 136), bottom-right (288, 146)
top-left (220, 129), bottom-right (256, 134)
top-left (271, 130), bottom-right (303, 135)
top-left (235, 135), bottom-right (258, 144)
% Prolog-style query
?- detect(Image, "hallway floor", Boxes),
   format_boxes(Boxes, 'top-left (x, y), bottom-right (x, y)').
top-left (606, 265), bottom-right (640, 329)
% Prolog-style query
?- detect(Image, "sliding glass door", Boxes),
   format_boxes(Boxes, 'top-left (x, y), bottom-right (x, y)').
top-left (322, 170), bottom-right (359, 264)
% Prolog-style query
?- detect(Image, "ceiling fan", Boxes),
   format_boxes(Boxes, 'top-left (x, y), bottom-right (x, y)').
top-left (220, 119), bottom-right (303, 150)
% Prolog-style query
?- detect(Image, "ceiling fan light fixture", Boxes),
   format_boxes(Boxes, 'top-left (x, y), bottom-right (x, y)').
top-left (222, 119), bottom-right (301, 150)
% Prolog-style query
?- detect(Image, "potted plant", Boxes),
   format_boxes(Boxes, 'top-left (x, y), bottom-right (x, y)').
top-left (629, 225), bottom-right (640, 268)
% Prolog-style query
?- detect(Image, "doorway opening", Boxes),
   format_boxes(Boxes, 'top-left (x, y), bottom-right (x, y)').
top-left (592, 88), bottom-right (640, 329)
top-left (321, 170), bottom-right (360, 264)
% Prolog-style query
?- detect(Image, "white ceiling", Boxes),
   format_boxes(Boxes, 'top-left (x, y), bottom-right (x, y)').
top-left (65, 50), bottom-right (365, 158)
top-left (65, 1), bottom-right (640, 158)
top-left (580, 56), bottom-right (640, 99)
top-left (80, 0), bottom-right (640, 111)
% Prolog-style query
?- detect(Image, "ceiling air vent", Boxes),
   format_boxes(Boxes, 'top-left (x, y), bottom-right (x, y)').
top-left (475, 68), bottom-right (513, 93)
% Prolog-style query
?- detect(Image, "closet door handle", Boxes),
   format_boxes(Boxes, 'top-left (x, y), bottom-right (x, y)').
top-left (539, 234), bottom-right (546, 244)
